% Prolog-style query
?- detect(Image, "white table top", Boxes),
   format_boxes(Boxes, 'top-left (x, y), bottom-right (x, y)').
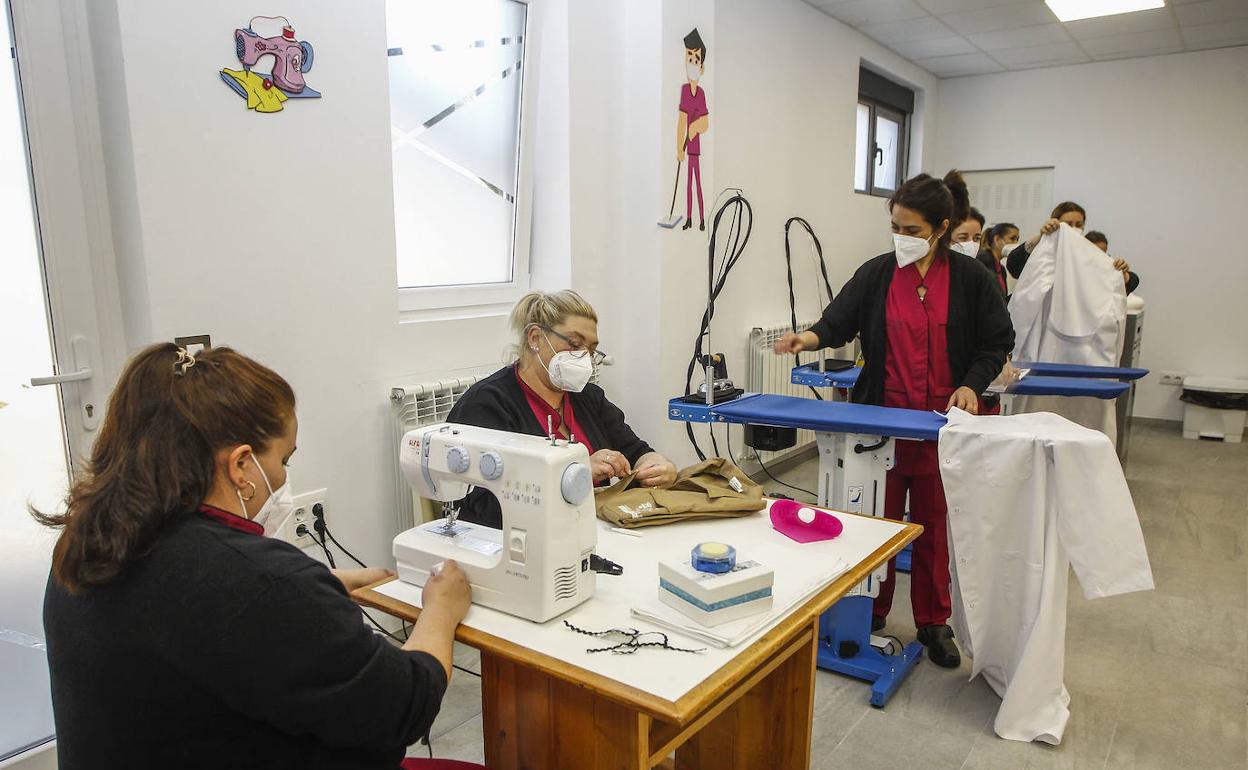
top-left (376, 501), bottom-right (905, 704)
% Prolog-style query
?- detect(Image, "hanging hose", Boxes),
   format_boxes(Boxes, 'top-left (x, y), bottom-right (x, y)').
top-left (783, 217), bottom-right (836, 400)
top-left (684, 191), bottom-right (754, 460)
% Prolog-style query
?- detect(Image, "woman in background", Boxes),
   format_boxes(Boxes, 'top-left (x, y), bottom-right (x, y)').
top-left (979, 222), bottom-right (1019, 298)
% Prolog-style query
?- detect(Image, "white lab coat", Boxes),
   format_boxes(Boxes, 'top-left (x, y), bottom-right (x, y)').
top-left (1009, 225), bottom-right (1127, 437)
top-left (939, 409), bottom-right (1153, 744)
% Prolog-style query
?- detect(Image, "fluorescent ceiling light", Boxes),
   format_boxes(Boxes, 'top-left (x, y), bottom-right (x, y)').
top-left (1045, 0), bottom-right (1164, 22)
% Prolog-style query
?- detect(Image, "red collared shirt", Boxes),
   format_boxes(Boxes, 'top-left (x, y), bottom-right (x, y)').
top-left (513, 365), bottom-right (596, 456)
top-left (198, 503), bottom-right (263, 536)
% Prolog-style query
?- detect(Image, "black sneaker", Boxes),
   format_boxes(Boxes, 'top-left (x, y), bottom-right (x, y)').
top-left (699, 219), bottom-right (706, 231)
top-left (682, 219), bottom-right (693, 230)
top-left (916, 624), bottom-right (961, 668)
top-left (871, 615), bottom-right (886, 633)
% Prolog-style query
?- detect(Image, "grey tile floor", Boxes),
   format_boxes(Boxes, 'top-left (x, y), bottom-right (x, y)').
top-left (412, 422), bottom-right (1248, 769)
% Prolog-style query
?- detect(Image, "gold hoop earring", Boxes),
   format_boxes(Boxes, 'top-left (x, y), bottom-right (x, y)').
top-left (239, 480), bottom-right (257, 502)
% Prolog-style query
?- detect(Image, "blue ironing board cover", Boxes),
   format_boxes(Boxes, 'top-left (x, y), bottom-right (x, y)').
top-left (793, 366), bottom-right (1128, 399)
top-left (1009, 376), bottom-right (1128, 398)
top-left (669, 393), bottom-right (945, 441)
top-left (1010, 361), bottom-right (1148, 380)
top-left (792, 363), bottom-right (861, 388)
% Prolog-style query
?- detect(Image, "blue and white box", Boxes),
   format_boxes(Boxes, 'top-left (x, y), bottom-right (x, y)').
top-left (657, 557), bottom-right (775, 628)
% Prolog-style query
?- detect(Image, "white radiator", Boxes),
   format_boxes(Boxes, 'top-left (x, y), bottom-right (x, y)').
top-left (744, 321), bottom-right (856, 466)
top-left (390, 372), bottom-right (491, 533)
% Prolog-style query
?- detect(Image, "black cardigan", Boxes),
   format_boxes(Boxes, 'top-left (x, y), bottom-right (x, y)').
top-left (1007, 242), bottom-right (1140, 294)
top-left (807, 251), bottom-right (1015, 407)
top-left (977, 251), bottom-right (1010, 298)
top-left (43, 513), bottom-right (447, 770)
top-left (446, 365), bottom-right (654, 527)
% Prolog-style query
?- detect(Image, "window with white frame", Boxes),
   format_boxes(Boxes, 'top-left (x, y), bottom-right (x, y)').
top-left (855, 66), bottom-right (913, 197)
top-left (386, 0), bottom-right (534, 314)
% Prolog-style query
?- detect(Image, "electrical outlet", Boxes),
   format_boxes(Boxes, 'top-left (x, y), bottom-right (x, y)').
top-left (1159, 371), bottom-right (1186, 387)
top-left (287, 488), bottom-right (329, 550)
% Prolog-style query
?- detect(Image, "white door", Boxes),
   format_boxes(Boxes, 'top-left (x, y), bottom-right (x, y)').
top-left (1, 0), bottom-right (126, 763)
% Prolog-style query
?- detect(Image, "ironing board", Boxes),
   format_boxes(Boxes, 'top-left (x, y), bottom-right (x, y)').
top-left (791, 364), bottom-right (1131, 398)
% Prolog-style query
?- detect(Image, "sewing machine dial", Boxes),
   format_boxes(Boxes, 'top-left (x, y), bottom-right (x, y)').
top-left (560, 462), bottom-right (592, 505)
top-left (446, 445), bottom-right (471, 474)
top-left (480, 451), bottom-right (504, 480)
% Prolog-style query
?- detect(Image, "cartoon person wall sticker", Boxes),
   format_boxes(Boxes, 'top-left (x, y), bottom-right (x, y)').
top-left (677, 28), bottom-right (709, 231)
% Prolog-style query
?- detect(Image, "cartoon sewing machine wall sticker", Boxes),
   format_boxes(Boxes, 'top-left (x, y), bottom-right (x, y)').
top-left (220, 15), bottom-right (321, 113)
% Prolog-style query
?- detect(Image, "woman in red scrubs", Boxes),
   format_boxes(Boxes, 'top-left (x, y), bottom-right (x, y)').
top-left (774, 170), bottom-right (1014, 667)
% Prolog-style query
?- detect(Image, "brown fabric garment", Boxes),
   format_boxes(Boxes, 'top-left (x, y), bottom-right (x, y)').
top-left (595, 458), bottom-right (765, 528)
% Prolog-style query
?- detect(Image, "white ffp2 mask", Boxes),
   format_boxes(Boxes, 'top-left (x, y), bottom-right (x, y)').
top-left (239, 456), bottom-right (295, 538)
top-left (893, 233), bottom-right (934, 268)
top-left (543, 334), bottom-right (595, 393)
top-left (951, 240), bottom-right (980, 257)
top-left (1001, 242), bottom-right (1020, 258)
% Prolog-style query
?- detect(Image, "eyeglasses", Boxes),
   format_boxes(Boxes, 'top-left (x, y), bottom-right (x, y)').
top-left (542, 326), bottom-right (607, 366)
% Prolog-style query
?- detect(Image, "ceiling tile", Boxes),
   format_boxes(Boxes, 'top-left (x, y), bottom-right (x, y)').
top-left (916, 51), bottom-right (1006, 76)
top-left (1092, 44), bottom-right (1185, 59)
top-left (1008, 55), bottom-right (1099, 70)
top-left (915, 0), bottom-right (1033, 13)
top-left (990, 40), bottom-right (1088, 65)
top-left (1063, 7), bottom-right (1177, 40)
top-left (861, 15), bottom-right (956, 43)
top-left (941, 3), bottom-right (1058, 35)
top-left (1182, 17), bottom-right (1248, 44)
top-left (818, 0), bottom-right (929, 28)
top-left (890, 35), bottom-right (980, 58)
top-left (1080, 26), bottom-right (1182, 54)
top-left (1176, 0), bottom-right (1248, 26)
top-left (968, 22), bottom-right (1073, 50)
top-left (1185, 36), bottom-right (1248, 49)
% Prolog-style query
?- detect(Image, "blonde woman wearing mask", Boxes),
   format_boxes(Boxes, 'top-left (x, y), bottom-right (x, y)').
top-left (448, 290), bottom-right (678, 528)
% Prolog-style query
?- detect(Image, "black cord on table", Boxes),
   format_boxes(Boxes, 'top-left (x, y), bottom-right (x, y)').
top-left (757, 451), bottom-right (817, 500)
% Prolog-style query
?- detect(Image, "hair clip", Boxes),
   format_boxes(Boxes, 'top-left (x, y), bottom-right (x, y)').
top-left (173, 347), bottom-right (197, 376)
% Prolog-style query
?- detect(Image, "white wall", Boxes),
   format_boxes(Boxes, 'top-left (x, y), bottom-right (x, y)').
top-left (930, 46), bottom-right (1248, 421)
top-left (566, 0), bottom-right (942, 467)
top-left (89, 0), bottom-right (519, 568)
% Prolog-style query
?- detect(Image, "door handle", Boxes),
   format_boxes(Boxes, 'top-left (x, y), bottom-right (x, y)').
top-left (28, 335), bottom-right (100, 431)
top-left (30, 368), bottom-right (93, 386)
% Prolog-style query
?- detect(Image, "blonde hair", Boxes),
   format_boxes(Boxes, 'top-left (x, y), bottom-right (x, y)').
top-left (509, 290), bottom-right (598, 360)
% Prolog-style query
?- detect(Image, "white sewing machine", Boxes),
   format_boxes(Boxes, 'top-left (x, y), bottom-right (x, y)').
top-left (393, 423), bottom-right (598, 623)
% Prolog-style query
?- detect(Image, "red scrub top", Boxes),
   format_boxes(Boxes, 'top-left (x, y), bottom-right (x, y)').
top-left (514, 366), bottom-right (595, 456)
top-left (883, 254), bottom-right (954, 475)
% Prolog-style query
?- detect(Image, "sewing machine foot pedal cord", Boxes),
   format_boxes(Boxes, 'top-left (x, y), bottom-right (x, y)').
top-left (817, 596), bottom-right (924, 708)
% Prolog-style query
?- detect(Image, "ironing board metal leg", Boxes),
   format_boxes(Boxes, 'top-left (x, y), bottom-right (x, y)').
top-left (815, 595), bottom-right (922, 708)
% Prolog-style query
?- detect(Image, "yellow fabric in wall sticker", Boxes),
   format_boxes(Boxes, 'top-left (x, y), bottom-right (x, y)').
top-left (222, 68), bottom-right (288, 113)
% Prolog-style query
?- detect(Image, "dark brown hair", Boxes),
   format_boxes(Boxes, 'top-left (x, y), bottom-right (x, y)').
top-left (967, 207), bottom-right (985, 228)
top-left (34, 343), bottom-right (295, 592)
top-left (988, 222), bottom-right (1019, 245)
top-left (889, 169), bottom-right (971, 246)
top-left (1050, 201), bottom-right (1086, 220)
top-left (1086, 230), bottom-right (1108, 246)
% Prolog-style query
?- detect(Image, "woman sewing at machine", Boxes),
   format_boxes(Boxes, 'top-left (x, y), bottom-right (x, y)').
top-left (773, 170), bottom-right (1014, 669)
top-left (38, 344), bottom-right (472, 769)
top-left (448, 290), bottom-right (678, 528)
